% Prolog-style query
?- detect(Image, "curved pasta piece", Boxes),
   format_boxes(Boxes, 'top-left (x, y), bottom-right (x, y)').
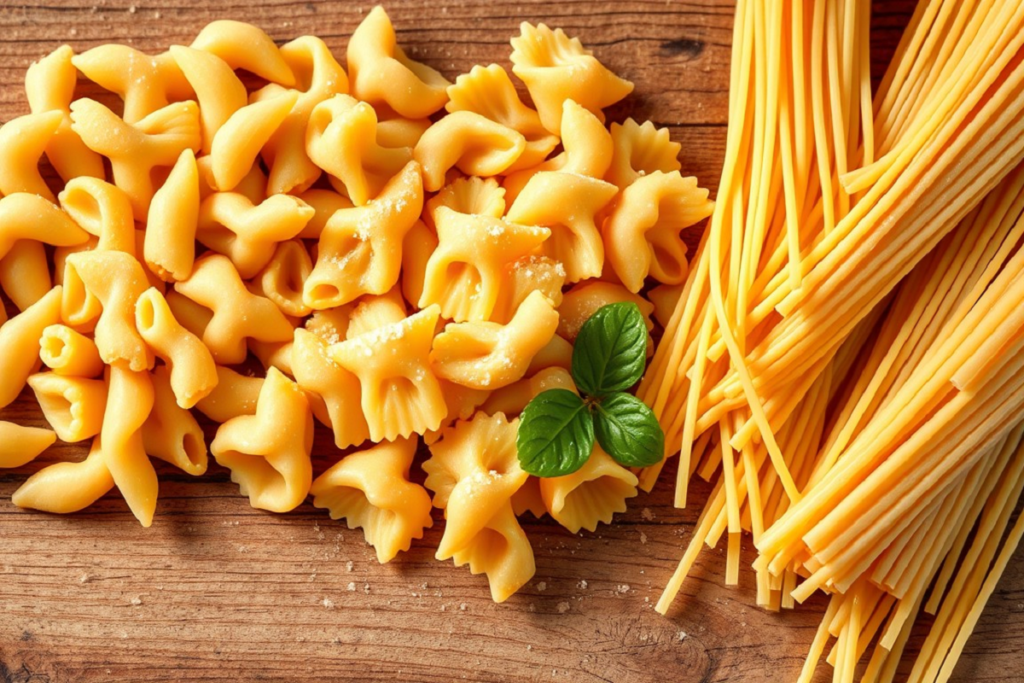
top-left (0, 240), bottom-right (52, 311)
top-left (163, 290), bottom-right (212, 339)
top-left (329, 304), bottom-right (446, 442)
top-left (489, 255), bottom-right (566, 325)
top-left (39, 324), bottom-right (103, 377)
top-left (430, 290), bottom-right (559, 390)
top-left (174, 254), bottom-right (294, 364)
top-left (414, 112), bottom-right (526, 192)
top-left (0, 422), bottom-right (57, 469)
top-left (539, 445), bottom-right (639, 533)
top-left (345, 292), bottom-right (406, 340)
top-left (424, 176), bottom-right (505, 228)
top-left (606, 119), bottom-right (682, 189)
top-left (169, 45), bottom-right (248, 154)
top-left (142, 365), bottom-right (208, 477)
top-left (27, 372), bottom-right (107, 443)
top-left (400, 220), bottom-right (436, 308)
top-left (480, 366), bottom-right (577, 417)
top-left (71, 44), bottom-right (189, 124)
top-left (506, 170), bottom-right (618, 283)
top-left (511, 476), bottom-right (546, 519)
top-left (304, 161), bottom-right (423, 310)
top-left (0, 111), bottom-right (61, 200)
top-left (603, 171), bottom-right (714, 291)
top-left (195, 366), bottom-right (263, 423)
top-left (439, 380), bottom-right (490, 423)
top-left (191, 20), bottom-right (296, 86)
top-left (211, 367), bottom-right (314, 513)
top-left (254, 240), bottom-right (314, 318)
top-left (0, 286), bottom-right (63, 409)
top-left (449, 501), bottom-right (535, 603)
top-left (70, 98), bottom-right (202, 220)
top-left (304, 305), bottom-right (354, 345)
top-left (292, 328), bottom-right (369, 449)
top-left (419, 207), bottom-right (549, 322)
top-left (294, 189), bottom-right (353, 239)
top-left (557, 280), bottom-right (654, 342)
top-left (347, 6), bottom-right (450, 119)
top-left (208, 90), bottom-right (298, 192)
top-left (376, 114), bottom-right (431, 148)
top-left (311, 437), bottom-right (433, 563)
top-left (0, 194), bottom-right (89, 262)
top-left (526, 333), bottom-right (574, 374)
top-left (197, 192), bottom-right (313, 279)
top-left (102, 364), bottom-right (158, 527)
top-left (58, 177), bottom-right (136, 255)
top-left (306, 94), bottom-right (412, 206)
top-left (446, 64), bottom-right (558, 171)
top-left (648, 283), bottom-right (684, 329)
top-left (12, 436), bottom-right (114, 513)
top-left (250, 336), bottom-right (295, 376)
top-left (146, 149), bottom-right (200, 282)
top-left (510, 23), bottom-right (633, 133)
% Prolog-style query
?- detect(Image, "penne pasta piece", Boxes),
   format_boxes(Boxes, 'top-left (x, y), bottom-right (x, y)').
top-left (0, 286), bottom-right (62, 409)
top-left (142, 365), bottom-right (208, 477)
top-left (0, 422), bottom-right (57, 469)
top-left (12, 436), bottom-right (114, 513)
top-left (27, 372), bottom-right (107, 443)
top-left (39, 324), bottom-right (103, 378)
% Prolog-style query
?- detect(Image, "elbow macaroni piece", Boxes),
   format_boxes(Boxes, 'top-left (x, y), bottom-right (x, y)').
top-left (208, 91), bottom-right (299, 192)
top-left (142, 365), bottom-right (208, 477)
top-left (27, 372), bottom-right (107, 443)
top-left (292, 328), bottom-right (369, 449)
top-left (605, 119), bottom-right (682, 189)
top-left (539, 445), bottom-right (639, 533)
top-left (414, 111), bottom-right (526, 192)
top-left (195, 366), bottom-right (263, 423)
top-left (190, 20), bottom-right (295, 86)
top-left (169, 45), bottom-right (248, 154)
top-left (0, 286), bottom-right (63, 409)
top-left (39, 324), bottom-right (104, 377)
top-left (0, 111), bottom-right (62, 201)
top-left (101, 364), bottom-right (158, 527)
top-left (145, 149), bottom-right (200, 282)
top-left (0, 422), bottom-right (57, 469)
top-left (58, 177), bottom-right (136, 255)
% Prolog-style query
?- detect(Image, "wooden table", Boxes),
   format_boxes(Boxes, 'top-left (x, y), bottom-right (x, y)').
top-left (1, 1), bottom-right (1022, 681)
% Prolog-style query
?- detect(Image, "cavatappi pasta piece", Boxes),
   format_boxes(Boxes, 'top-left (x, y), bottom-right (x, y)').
top-left (71, 44), bottom-right (189, 124)
top-left (70, 98), bottom-right (202, 220)
top-left (0, 193), bottom-right (89, 262)
top-left (58, 177), bottom-right (136, 255)
top-left (489, 255), bottom-right (566, 325)
top-left (446, 64), bottom-right (558, 172)
top-left (142, 365), bottom-right (208, 477)
top-left (196, 192), bottom-right (313, 279)
top-left (295, 189), bottom-right (353, 239)
top-left (211, 367), bottom-right (314, 513)
top-left (430, 290), bottom-right (559, 391)
top-left (12, 436), bottom-right (114, 513)
top-left (195, 366), bottom-right (263, 423)
top-left (27, 372), bottom-right (106, 443)
top-left (0, 422), bottom-right (56, 469)
top-left (292, 328), bottom-right (369, 449)
top-left (174, 254), bottom-right (294, 364)
top-left (0, 286), bottom-right (62, 409)
top-left (605, 119), bottom-right (682, 189)
top-left (329, 304), bottom-right (446, 442)
top-left (39, 324), bottom-right (103, 377)
top-left (480, 366), bottom-right (577, 417)
top-left (311, 437), bottom-right (433, 564)
top-left (208, 90), bottom-right (299, 192)
top-left (506, 170), bottom-right (618, 283)
top-left (0, 240), bottom-right (52, 311)
top-left (0, 111), bottom-right (61, 200)
top-left (169, 46), bottom-right (247, 154)
top-left (557, 281), bottom-right (654, 342)
top-left (419, 206), bottom-right (549, 322)
top-left (306, 94), bottom-right (413, 206)
top-left (63, 251), bottom-right (153, 371)
top-left (400, 220), bottom-right (437, 308)
top-left (24, 45), bottom-right (105, 182)
top-left (190, 20), bottom-right (295, 86)
top-left (424, 176), bottom-right (506, 228)
top-left (347, 6), bottom-right (450, 119)
top-left (540, 445), bottom-right (639, 533)
top-left (603, 171), bottom-right (713, 292)
top-left (449, 501), bottom-right (535, 603)
top-left (304, 161), bottom-right (423, 310)
top-left (414, 112), bottom-right (526, 192)
top-left (256, 240), bottom-right (314, 318)
top-left (376, 114), bottom-right (431, 148)
top-left (510, 22), bottom-right (633, 134)
top-left (102, 364), bottom-right (158, 527)
top-left (145, 149), bottom-right (200, 282)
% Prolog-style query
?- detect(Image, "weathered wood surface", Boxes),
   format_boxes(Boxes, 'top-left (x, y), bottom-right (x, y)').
top-left (0, 1), bottom-right (1022, 682)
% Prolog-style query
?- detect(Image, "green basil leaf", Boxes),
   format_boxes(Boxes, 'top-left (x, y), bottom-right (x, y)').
top-left (571, 302), bottom-right (648, 397)
top-left (594, 392), bottom-right (664, 468)
top-left (516, 389), bottom-right (595, 478)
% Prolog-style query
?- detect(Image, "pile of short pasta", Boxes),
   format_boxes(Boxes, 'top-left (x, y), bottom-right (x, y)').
top-left (0, 7), bottom-right (713, 603)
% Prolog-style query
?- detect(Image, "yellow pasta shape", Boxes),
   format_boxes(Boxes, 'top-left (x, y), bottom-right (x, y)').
top-left (506, 170), bottom-right (618, 283)
top-left (304, 305), bottom-right (354, 345)
top-left (430, 290), bottom-right (559, 390)
top-left (647, 282), bottom-right (684, 329)
top-left (195, 367), bottom-right (263, 424)
top-left (424, 176), bottom-right (506, 227)
top-left (0, 286), bottom-right (62, 409)
top-left (142, 365), bottom-right (208, 477)
top-left (190, 20), bottom-right (295, 86)
top-left (163, 289), bottom-right (212, 339)
top-left (510, 22), bottom-right (633, 134)
top-left (70, 98), bottom-right (202, 220)
top-left (603, 171), bottom-right (714, 291)
top-left (145, 149), bottom-right (200, 282)
top-left (174, 254), bottom-right (294, 364)
top-left (71, 44), bottom-right (188, 124)
top-left (489, 255), bottom-right (566, 325)
top-left (557, 280), bottom-right (654, 343)
top-left (0, 240), bottom-right (52, 311)
top-left (419, 206), bottom-right (549, 322)
top-left (294, 189), bottom-right (353, 239)
top-left (24, 45), bottom-right (104, 182)
top-left (304, 161), bottom-right (423, 310)
top-left (0, 193), bottom-right (89, 262)
top-left (196, 192), bottom-right (313, 279)
top-left (211, 367), bottom-right (313, 513)
top-left (102, 364), bottom-right (158, 527)
top-left (39, 324), bottom-right (103, 378)
top-left (310, 437), bottom-right (433, 563)
top-left (526, 333), bottom-right (574, 374)
top-left (511, 476), bottom-right (546, 518)
top-left (480, 366), bottom-right (577, 418)
top-left (12, 436), bottom-right (114, 513)
top-left (169, 45), bottom-right (247, 154)
top-left (27, 372), bottom-right (106, 443)
top-left (58, 177), bottom-right (136, 255)
top-left (605, 119), bottom-right (682, 189)
top-left (329, 304), bottom-right (446, 442)
top-left (249, 338), bottom-right (295, 378)
top-left (347, 6), bottom-right (450, 119)
top-left (446, 64), bottom-right (559, 171)
top-left (400, 220), bottom-right (437, 308)
top-left (540, 445), bottom-right (638, 533)
top-left (292, 328), bottom-right (369, 449)
top-left (0, 111), bottom-right (61, 201)
top-left (207, 90), bottom-right (298, 192)
top-left (449, 501), bottom-right (535, 603)
top-left (414, 112), bottom-right (526, 192)
top-left (439, 380), bottom-right (490, 423)
top-left (345, 289), bottom-right (407, 338)
top-left (63, 251), bottom-right (153, 372)
top-left (0, 422), bottom-right (57, 469)
top-left (255, 240), bottom-right (314, 318)
top-left (376, 115), bottom-right (431, 148)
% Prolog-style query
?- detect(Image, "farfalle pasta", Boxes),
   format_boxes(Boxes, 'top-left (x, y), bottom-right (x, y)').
top-left (539, 445), bottom-right (639, 533)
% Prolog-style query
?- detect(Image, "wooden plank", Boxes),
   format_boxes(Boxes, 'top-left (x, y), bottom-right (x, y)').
top-left (0, 1), bottom-right (1021, 682)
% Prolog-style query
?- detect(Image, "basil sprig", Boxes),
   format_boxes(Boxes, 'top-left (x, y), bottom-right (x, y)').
top-left (516, 302), bottom-right (665, 477)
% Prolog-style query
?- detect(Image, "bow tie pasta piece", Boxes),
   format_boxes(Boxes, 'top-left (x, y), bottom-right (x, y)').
top-left (254, 240), bottom-right (314, 318)
top-left (0, 422), bottom-right (57, 469)
top-left (58, 178), bottom-right (136, 255)
top-left (488, 255), bottom-right (566, 325)
top-left (449, 501), bottom-right (535, 603)
top-left (346, 290), bottom-right (407, 339)
top-left (292, 328), bottom-right (369, 450)
top-left (603, 171), bottom-right (714, 292)
top-left (419, 207), bottom-right (549, 322)
top-left (294, 190), bottom-right (354, 240)
top-left (506, 171), bottom-right (618, 283)
top-left (400, 220), bottom-right (437, 308)
top-left (27, 372), bottom-right (107, 444)
top-left (174, 254), bottom-right (294, 365)
top-left (306, 94), bottom-right (413, 207)
top-left (414, 112), bottom-right (526, 192)
top-left (430, 290), bottom-right (559, 391)
top-left (605, 119), bottom-right (683, 189)
top-left (142, 365), bottom-right (208, 477)
top-left (328, 305), bottom-right (447, 442)
top-left (0, 111), bottom-right (62, 201)
top-left (169, 46), bottom-right (248, 154)
top-left (0, 287), bottom-right (63, 409)
top-left (0, 241), bottom-right (52, 311)
top-left (146, 149), bottom-right (200, 283)
top-left (190, 20), bottom-right (296, 86)
top-left (510, 23), bottom-right (633, 134)
top-left (424, 176), bottom-right (506, 228)
top-left (207, 90), bottom-right (299, 193)
top-left (422, 380), bottom-right (492, 447)
top-left (310, 437), bottom-right (433, 564)
top-left (211, 367), bottom-right (314, 513)
top-left (102, 364), bottom-right (158, 527)
top-left (0, 194), bottom-right (89, 263)
top-left (347, 6), bottom-right (450, 119)
top-left (39, 324), bottom-right (103, 378)
top-left (71, 45), bottom-right (191, 124)
top-left (195, 367), bottom-right (263, 424)
top-left (557, 281), bottom-right (654, 345)
top-left (70, 98), bottom-right (201, 220)
top-left (304, 161), bottom-right (423, 310)
top-left (480, 366), bottom-right (577, 418)
top-left (539, 445), bottom-right (639, 533)
top-left (196, 192), bottom-right (314, 279)
top-left (12, 435), bottom-right (114, 513)
top-left (446, 64), bottom-right (559, 172)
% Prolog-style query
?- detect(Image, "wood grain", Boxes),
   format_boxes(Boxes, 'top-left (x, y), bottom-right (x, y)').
top-left (0, 1), bottom-right (1022, 682)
